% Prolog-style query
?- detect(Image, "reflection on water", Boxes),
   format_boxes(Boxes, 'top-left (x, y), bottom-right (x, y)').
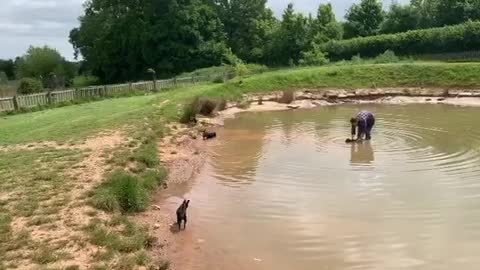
top-left (350, 141), bottom-right (375, 165)
top-left (179, 104), bottom-right (480, 270)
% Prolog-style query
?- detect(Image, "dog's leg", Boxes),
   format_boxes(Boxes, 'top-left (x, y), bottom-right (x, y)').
top-left (183, 216), bottom-right (187, 230)
top-left (177, 214), bottom-right (182, 231)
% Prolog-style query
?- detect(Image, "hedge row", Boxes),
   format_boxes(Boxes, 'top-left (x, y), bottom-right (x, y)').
top-left (322, 21), bottom-right (480, 61)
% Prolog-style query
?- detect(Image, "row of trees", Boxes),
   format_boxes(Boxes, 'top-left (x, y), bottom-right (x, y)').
top-left (0, 46), bottom-right (77, 92)
top-left (2, 0), bottom-right (479, 85)
top-left (70, 0), bottom-right (480, 83)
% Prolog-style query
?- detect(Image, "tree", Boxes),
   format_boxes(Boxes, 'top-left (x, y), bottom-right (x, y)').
top-left (436, 0), bottom-right (480, 26)
top-left (214, 0), bottom-right (278, 63)
top-left (270, 3), bottom-right (309, 65)
top-left (16, 46), bottom-right (74, 88)
top-left (411, 0), bottom-right (439, 28)
top-left (344, 0), bottom-right (384, 38)
top-left (309, 3), bottom-right (343, 44)
top-left (0, 59), bottom-right (15, 80)
top-left (317, 3), bottom-right (335, 26)
top-left (71, 0), bottom-right (229, 82)
top-left (381, 3), bottom-right (419, 34)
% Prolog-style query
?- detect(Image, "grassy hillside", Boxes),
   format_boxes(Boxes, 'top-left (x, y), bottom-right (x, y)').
top-left (2, 62), bottom-right (480, 145)
top-left (202, 62), bottom-right (480, 99)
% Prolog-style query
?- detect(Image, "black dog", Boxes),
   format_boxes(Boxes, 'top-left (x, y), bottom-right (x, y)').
top-left (176, 199), bottom-right (190, 230)
top-left (202, 130), bottom-right (217, 140)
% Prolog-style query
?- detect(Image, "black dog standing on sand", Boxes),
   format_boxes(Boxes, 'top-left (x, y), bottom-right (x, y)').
top-left (202, 130), bottom-right (217, 140)
top-left (176, 199), bottom-right (190, 230)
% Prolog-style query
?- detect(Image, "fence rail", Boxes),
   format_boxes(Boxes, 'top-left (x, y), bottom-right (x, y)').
top-left (0, 72), bottom-right (234, 113)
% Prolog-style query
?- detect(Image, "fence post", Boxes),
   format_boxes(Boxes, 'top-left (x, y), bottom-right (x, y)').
top-left (129, 82), bottom-right (133, 93)
top-left (13, 95), bottom-right (19, 111)
top-left (103, 85), bottom-right (107, 97)
top-left (153, 79), bottom-right (157, 92)
top-left (174, 77), bottom-right (177, 87)
top-left (47, 91), bottom-right (53, 105)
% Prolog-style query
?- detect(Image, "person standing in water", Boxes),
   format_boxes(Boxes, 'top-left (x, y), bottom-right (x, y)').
top-left (350, 110), bottom-right (375, 141)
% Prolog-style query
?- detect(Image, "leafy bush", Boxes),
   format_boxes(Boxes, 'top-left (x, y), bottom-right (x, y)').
top-left (234, 64), bottom-right (248, 78)
top-left (299, 48), bottom-right (330, 66)
top-left (322, 21), bottom-right (480, 60)
top-left (212, 75), bottom-right (225, 83)
top-left (373, 50), bottom-right (399, 63)
top-left (245, 64), bottom-right (268, 74)
top-left (17, 78), bottom-right (43, 94)
top-left (351, 54), bottom-right (363, 64)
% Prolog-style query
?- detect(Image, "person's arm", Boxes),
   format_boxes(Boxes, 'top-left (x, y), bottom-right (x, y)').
top-left (351, 124), bottom-right (356, 140)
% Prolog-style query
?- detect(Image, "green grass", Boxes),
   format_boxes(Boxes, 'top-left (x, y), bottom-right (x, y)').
top-left (85, 217), bottom-right (155, 253)
top-left (200, 62), bottom-right (480, 100)
top-left (0, 94), bottom-right (159, 145)
top-left (4, 62), bottom-right (479, 146)
top-left (2, 62), bottom-right (480, 146)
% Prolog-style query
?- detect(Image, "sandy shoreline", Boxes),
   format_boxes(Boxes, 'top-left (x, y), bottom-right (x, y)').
top-left (138, 89), bottom-right (480, 269)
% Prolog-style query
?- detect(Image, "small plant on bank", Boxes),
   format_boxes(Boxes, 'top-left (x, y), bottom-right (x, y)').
top-left (180, 96), bottom-right (225, 123)
top-left (217, 98), bottom-right (227, 111)
top-left (212, 75), bottom-right (225, 84)
top-left (91, 171), bottom-right (148, 213)
top-left (278, 90), bottom-right (295, 104)
top-left (133, 142), bottom-right (159, 168)
top-left (373, 50), bottom-right (399, 64)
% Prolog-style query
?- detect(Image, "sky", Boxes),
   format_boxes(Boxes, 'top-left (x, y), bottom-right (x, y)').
top-left (0, 0), bottom-right (407, 61)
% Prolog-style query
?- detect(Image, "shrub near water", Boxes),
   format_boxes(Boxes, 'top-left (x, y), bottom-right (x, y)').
top-left (180, 96), bottom-right (226, 123)
top-left (92, 171), bottom-right (148, 213)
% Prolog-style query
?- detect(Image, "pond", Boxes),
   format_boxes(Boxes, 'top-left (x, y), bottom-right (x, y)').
top-left (164, 104), bottom-right (480, 270)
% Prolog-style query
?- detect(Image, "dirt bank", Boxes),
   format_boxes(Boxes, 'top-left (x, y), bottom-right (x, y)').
top-left (138, 88), bottom-right (480, 269)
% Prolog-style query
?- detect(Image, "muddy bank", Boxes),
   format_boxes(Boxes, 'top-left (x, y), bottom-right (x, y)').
top-left (209, 89), bottom-right (480, 126)
top-left (136, 125), bottom-right (209, 269)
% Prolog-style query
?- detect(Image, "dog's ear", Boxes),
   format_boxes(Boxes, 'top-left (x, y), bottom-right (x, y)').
top-left (186, 200), bottom-right (190, 207)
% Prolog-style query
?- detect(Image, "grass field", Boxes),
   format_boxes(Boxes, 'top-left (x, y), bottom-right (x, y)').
top-left (1, 62), bottom-right (480, 269)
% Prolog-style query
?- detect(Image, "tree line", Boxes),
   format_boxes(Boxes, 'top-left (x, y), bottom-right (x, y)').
top-left (2, 0), bottom-right (480, 86)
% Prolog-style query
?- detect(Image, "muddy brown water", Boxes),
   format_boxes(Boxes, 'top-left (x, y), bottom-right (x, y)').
top-left (161, 104), bottom-right (480, 270)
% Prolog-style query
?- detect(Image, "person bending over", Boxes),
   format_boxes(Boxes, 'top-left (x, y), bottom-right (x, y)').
top-left (350, 110), bottom-right (375, 141)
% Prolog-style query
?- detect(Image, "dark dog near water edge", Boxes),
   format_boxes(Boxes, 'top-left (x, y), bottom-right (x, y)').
top-left (202, 130), bottom-right (217, 140)
top-left (176, 199), bottom-right (190, 230)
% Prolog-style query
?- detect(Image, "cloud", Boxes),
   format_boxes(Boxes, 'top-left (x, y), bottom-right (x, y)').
top-left (0, 0), bottom-right (85, 60)
top-left (0, 0), bottom-right (408, 61)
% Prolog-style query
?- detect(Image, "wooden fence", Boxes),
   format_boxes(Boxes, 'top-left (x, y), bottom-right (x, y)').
top-left (0, 73), bottom-right (231, 113)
